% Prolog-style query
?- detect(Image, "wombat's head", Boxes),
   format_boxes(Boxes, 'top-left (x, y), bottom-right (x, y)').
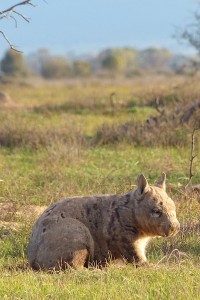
top-left (134, 174), bottom-right (180, 237)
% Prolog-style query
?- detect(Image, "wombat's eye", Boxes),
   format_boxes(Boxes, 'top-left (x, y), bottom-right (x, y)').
top-left (151, 209), bottom-right (162, 218)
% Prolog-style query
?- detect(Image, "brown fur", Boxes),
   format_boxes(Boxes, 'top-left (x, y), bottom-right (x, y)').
top-left (27, 174), bottom-right (180, 270)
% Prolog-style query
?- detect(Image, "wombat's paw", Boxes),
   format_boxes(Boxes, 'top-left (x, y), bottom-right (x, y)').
top-left (136, 261), bottom-right (149, 268)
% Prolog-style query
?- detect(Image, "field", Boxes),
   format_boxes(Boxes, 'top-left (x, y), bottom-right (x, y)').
top-left (0, 76), bottom-right (199, 299)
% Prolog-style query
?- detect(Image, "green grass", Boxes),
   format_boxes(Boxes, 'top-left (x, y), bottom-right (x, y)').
top-left (0, 264), bottom-right (199, 300)
top-left (0, 78), bottom-right (200, 299)
top-left (1, 145), bottom-right (198, 206)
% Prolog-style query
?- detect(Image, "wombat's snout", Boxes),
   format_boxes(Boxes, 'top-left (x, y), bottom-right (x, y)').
top-left (167, 220), bottom-right (180, 236)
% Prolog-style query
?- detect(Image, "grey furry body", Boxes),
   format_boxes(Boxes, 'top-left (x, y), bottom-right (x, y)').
top-left (28, 174), bottom-right (180, 270)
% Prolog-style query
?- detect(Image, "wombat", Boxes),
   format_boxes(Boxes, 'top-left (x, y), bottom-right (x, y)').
top-left (27, 173), bottom-right (180, 270)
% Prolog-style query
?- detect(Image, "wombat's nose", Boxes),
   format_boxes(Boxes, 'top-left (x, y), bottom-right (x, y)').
top-left (169, 221), bottom-right (180, 233)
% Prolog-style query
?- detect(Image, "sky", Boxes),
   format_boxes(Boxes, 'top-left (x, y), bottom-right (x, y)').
top-left (0, 0), bottom-right (199, 57)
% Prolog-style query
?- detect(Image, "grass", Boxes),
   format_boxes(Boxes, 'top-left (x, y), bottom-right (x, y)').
top-left (1, 146), bottom-right (198, 206)
top-left (0, 264), bottom-right (199, 300)
top-left (0, 76), bottom-right (200, 299)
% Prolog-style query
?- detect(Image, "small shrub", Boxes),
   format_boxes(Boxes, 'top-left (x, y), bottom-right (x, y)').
top-left (0, 117), bottom-right (85, 150)
top-left (93, 120), bottom-right (190, 147)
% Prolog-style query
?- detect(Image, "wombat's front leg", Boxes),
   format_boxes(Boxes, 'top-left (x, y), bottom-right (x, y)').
top-left (119, 240), bottom-right (148, 267)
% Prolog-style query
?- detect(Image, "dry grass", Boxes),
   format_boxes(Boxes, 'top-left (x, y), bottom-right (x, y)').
top-left (0, 75), bottom-right (199, 299)
top-left (93, 121), bottom-right (191, 147)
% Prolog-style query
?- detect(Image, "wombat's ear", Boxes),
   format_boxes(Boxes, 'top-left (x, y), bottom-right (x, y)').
top-left (156, 173), bottom-right (166, 191)
top-left (137, 174), bottom-right (150, 195)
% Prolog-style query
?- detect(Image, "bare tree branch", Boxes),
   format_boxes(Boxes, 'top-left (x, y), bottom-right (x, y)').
top-left (0, 1), bottom-right (34, 16)
top-left (0, 30), bottom-right (23, 53)
top-left (9, 15), bottom-right (18, 28)
top-left (13, 10), bottom-right (30, 23)
top-left (0, 1), bottom-right (37, 52)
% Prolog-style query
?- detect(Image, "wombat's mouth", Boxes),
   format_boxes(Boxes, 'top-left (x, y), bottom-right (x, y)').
top-left (169, 229), bottom-right (179, 237)
top-left (159, 232), bottom-right (175, 238)
top-left (162, 227), bottom-right (180, 237)
top-left (158, 223), bottom-right (180, 237)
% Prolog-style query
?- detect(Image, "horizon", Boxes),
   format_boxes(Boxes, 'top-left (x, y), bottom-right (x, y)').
top-left (0, 0), bottom-right (199, 58)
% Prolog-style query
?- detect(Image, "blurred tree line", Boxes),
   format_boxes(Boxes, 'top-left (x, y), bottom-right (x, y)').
top-left (0, 47), bottom-right (193, 79)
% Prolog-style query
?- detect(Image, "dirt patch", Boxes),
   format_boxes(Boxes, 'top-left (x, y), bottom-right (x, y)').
top-left (0, 202), bottom-right (47, 221)
top-left (0, 203), bottom-right (47, 235)
top-left (0, 221), bottom-right (21, 238)
top-left (0, 92), bottom-right (13, 107)
top-left (17, 205), bottom-right (47, 219)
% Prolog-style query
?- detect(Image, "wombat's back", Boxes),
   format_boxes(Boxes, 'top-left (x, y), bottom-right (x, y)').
top-left (39, 194), bottom-right (116, 227)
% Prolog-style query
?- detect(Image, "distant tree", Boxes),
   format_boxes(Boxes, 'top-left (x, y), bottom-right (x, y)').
top-left (178, 9), bottom-right (200, 56)
top-left (1, 49), bottom-right (28, 77)
top-left (41, 56), bottom-right (72, 79)
top-left (138, 48), bottom-right (172, 71)
top-left (100, 48), bottom-right (138, 72)
top-left (26, 48), bottom-right (51, 75)
top-left (102, 52), bottom-right (124, 71)
top-left (0, 1), bottom-right (39, 52)
top-left (175, 7), bottom-right (200, 73)
top-left (168, 54), bottom-right (193, 75)
top-left (73, 60), bottom-right (92, 77)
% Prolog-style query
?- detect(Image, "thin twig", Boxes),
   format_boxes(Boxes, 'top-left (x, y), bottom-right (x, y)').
top-left (13, 10), bottom-right (30, 23)
top-left (9, 15), bottom-right (18, 28)
top-left (0, 1), bottom-right (34, 16)
top-left (0, 0), bottom-right (35, 52)
top-left (185, 126), bottom-right (199, 189)
top-left (0, 31), bottom-right (23, 53)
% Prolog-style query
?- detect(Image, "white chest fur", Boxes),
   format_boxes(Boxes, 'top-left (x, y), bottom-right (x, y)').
top-left (133, 237), bottom-right (151, 261)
